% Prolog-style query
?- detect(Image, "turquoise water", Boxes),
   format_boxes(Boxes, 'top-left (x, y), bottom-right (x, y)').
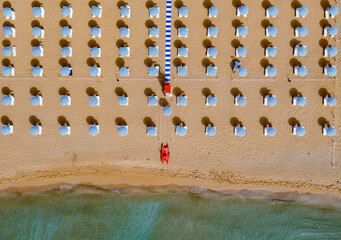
top-left (0, 189), bottom-right (340, 240)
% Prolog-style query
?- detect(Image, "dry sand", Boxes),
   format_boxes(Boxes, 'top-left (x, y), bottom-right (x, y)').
top-left (0, 0), bottom-right (340, 196)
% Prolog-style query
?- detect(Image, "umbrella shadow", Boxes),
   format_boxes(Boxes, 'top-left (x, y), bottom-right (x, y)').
top-left (318, 117), bottom-right (329, 127)
top-left (174, 39), bottom-right (185, 48)
top-left (145, 0), bottom-right (156, 8)
top-left (59, 58), bottom-right (69, 67)
top-left (260, 58), bottom-right (270, 68)
top-left (159, 98), bottom-right (169, 107)
top-left (115, 58), bottom-right (125, 68)
top-left (259, 117), bottom-right (271, 127)
top-left (30, 58), bottom-right (40, 67)
top-left (59, 0), bottom-right (70, 8)
top-left (201, 117), bottom-right (212, 126)
top-left (261, 39), bottom-right (271, 49)
top-left (57, 116), bottom-right (69, 126)
top-left (174, 0), bottom-right (184, 8)
top-left (231, 39), bottom-right (241, 49)
top-left (230, 117), bottom-right (242, 127)
top-left (202, 87), bottom-right (212, 97)
top-left (319, 19), bottom-right (330, 29)
top-left (1, 58), bottom-right (11, 67)
top-left (203, 39), bottom-right (213, 48)
top-left (86, 116), bottom-right (98, 125)
top-left (202, 58), bottom-right (214, 68)
top-left (172, 116), bottom-right (183, 126)
top-left (88, 1), bottom-right (99, 8)
top-left (290, 20), bottom-right (301, 29)
top-left (173, 58), bottom-right (184, 67)
top-left (58, 87), bottom-right (68, 96)
top-left (115, 117), bottom-right (126, 126)
top-left (1, 116), bottom-right (12, 125)
top-left (319, 39), bottom-right (329, 49)
top-left (232, 19), bottom-right (242, 28)
top-left (115, 87), bottom-right (126, 96)
top-left (260, 87), bottom-right (271, 97)
top-left (59, 39), bottom-right (70, 47)
top-left (262, 0), bottom-right (272, 9)
top-left (88, 20), bottom-right (98, 28)
top-left (320, 0), bottom-right (331, 10)
top-left (88, 39), bottom-right (99, 48)
top-left (2, 2), bottom-right (11, 8)
top-left (174, 20), bottom-right (186, 29)
top-left (145, 39), bottom-right (156, 48)
top-left (30, 87), bottom-right (40, 96)
top-left (318, 88), bottom-right (328, 98)
top-left (318, 58), bottom-right (329, 68)
top-left (31, 1), bottom-right (42, 8)
top-left (203, 0), bottom-right (213, 9)
top-left (59, 19), bottom-right (69, 27)
top-left (1, 87), bottom-right (11, 95)
top-left (290, 39), bottom-right (300, 48)
top-left (261, 19), bottom-right (271, 29)
top-left (2, 39), bottom-right (10, 47)
top-left (86, 87), bottom-right (97, 96)
top-left (143, 117), bottom-right (155, 127)
top-left (288, 117), bottom-right (300, 127)
top-left (117, 0), bottom-right (128, 8)
top-left (144, 88), bottom-right (155, 96)
top-left (172, 87), bottom-right (184, 96)
top-left (29, 115), bottom-right (40, 125)
top-left (290, 58), bottom-right (301, 67)
top-left (203, 19), bottom-right (213, 29)
top-left (230, 87), bottom-right (242, 97)
top-left (289, 88), bottom-right (300, 98)
top-left (291, 0), bottom-right (302, 9)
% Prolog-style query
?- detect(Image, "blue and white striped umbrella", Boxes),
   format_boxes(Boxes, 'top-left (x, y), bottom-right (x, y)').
top-left (236, 96), bottom-right (246, 106)
top-left (119, 67), bottom-right (129, 77)
top-left (266, 127), bottom-right (276, 136)
top-left (328, 27), bottom-right (338, 37)
top-left (236, 127), bottom-right (246, 137)
top-left (61, 26), bottom-right (70, 37)
top-left (60, 67), bottom-right (70, 76)
top-left (267, 47), bottom-right (277, 57)
top-left (91, 27), bottom-right (100, 37)
top-left (163, 106), bottom-right (172, 116)
top-left (209, 6), bottom-right (218, 17)
top-left (91, 6), bottom-right (100, 16)
top-left (119, 47), bottom-right (129, 57)
top-left (208, 47), bottom-right (218, 57)
top-left (31, 67), bottom-right (41, 76)
top-left (176, 126), bottom-right (187, 136)
top-left (89, 67), bottom-right (99, 76)
top-left (32, 7), bottom-right (42, 17)
top-left (267, 26), bottom-right (278, 36)
top-left (206, 127), bottom-right (216, 136)
top-left (2, 46), bottom-right (11, 56)
top-left (60, 95), bottom-right (70, 105)
top-left (3, 26), bottom-right (12, 37)
top-left (178, 66), bottom-right (187, 77)
top-left (149, 47), bottom-right (158, 57)
top-left (32, 46), bottom-right (41, 56)
top-left (327, 66), bottom-right (337, 77)
top-left (329, 6), bottom-right (339, 16)
top-left (239, 6), bottom-right (248, 16)
top-left (327, 97), bottom-right (337, 106)
top-left (89, 96), bottom-right (99, 106)
top-left (30, 125), bottom-right (40, 135)
top-left (147, 127), bottom-right (157, 136)
top-left (298, 27), bottom-right (308, 37)
top-left (177, 96), bottom-right (187, 106)
top-left (208, 27), bottom-right (218, 37)
top-left (178, 47), bottom-right (188, 57)
top-left (149, 27), bottom-right (159, 37)
top-left (267, 67), bottom-right (277, 77)
top-left (326, 127), bottom-right (336, 136)
top-left (120, 27), bottom-right (129, 37)
top-left (178, 28), bottom-right (188, 37)
top-left (148, 96), bottom-right (157, 106)
top-left (118, 96), bottom-right (128, 106)
top-left (328, 47), bottom-right (337, 57)
top-left (298, 7), bottom-right (308, 17)
top-left (90, 47), bottom-right (100, 57)
top-left (295, 126), bottom-right (305, 136)
top-left (62, 6), bottom-right (71, 17)
top-left (31, 96), bottom-right (40, 106)
top-left (118, 126), bottom-right (128, 136)
top-left (2, 66), bottom-right (11, 76)
top-left (61, 47), bottom-right (71, 57)
top-left (2, 95), bottom-right (11, 105)
top-left (237, 47), bottom-right (247, 57)
top-left (298, 66), bottom-right (307, 77)
top-left (59, 126), bottom-right (69, 135)
top-left (238, 67), bottom-right (247, 77)
top-left (149, 7), bottom-right (159, 17)
top-left (207, 96), bottom-right (216, 106)
top-left (89, 125), bottom-right (99, 136)
top-left (179, 6), bottom-right (188, 17)
top-left (267, 96), bottom-right (277, 106)
top-left (148, 67), bottom-right (159, 76)
top-left (298, 46), bottom-right (307, 56)
top-left (3, 7), bottom-right (12, 17)
top-left (268, 7), bottom-right (278, 17)
top-left (1, 125), bottom-right (11, 135)
top-left (238, 27), bottom-right (248, 37)
top-left (120, 6), bottom-right (129, 17)
top-left (297, 97), bottom-right (306, 106)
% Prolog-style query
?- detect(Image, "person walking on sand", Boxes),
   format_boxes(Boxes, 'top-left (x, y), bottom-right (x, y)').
top-left (233, 61), bottom-right (242, 73)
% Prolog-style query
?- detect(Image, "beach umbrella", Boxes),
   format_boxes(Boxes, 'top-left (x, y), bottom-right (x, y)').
top-left (267, 67), bottom-right (277, 77)
top-left (208, 27), bottom-right (218, 37)
top-left (327, 66), bottom-right (337, 77)
top-left (3, 7), bottom-right (12, 18)
top-left (1, 125), bottom-right (11, 135)
top-left (31, 96), bottom-right (40, 106)
top-left (209, 6), bottom-right (218, 17)
top-left (148, 67), bottom-right (159, 76)
top-left (298, 7), bottom-right (308, 17)
top-left (60, 67), bottom-right (70, 76)
top-left (89, 96), bottom-right (99, 106)
top-left (207, 96), bottom-right (217, 106)
top-left (328, 27), bottom-right (338, 37)
top-left (267, 26), bottom-right (278, 37)
top-left (120, 6), bottom-right (129, 17)
top-left (238, 27), bottom-right (248, 37)
top-left (328, 47), bottom-right (337, 57)
top-left (119, 47), bottom-right (129, 57)
top-left (163, 106), bottom-right (172, 116)
top-left (31, 67), bottom-right (41, 76)
top-left (298, 27), bottom-right (308, 37)
top-left (238, 67), bottom-right (247, 77)
top-left (91, 27), bottom-right (100, 37)
top-left (32, 46), bottom-right (41, 57)
top-left (177, 96), bottom-right (187, 106)
top-left (149, 27), bottom-right (159, 37)
top-left (2, 95), bottom-right (11, 105)
top-left (176, 126), bottom-right (187, 136)
top-left (178, 66), bottom-right (187, 77)
top-left (89, 67), bottom-right (99, 76)
top-left (3, 26), bottom-right (12, 37)
top-left (61, 26), bottom-right (70, 37)
top-left (207, 66), bottom-right (217, 76)
top-left (60, 95), bottom-right (70, 105)
top-left (268, 7), bottom-right (278, 17)
top-left (91, 6), bottom-right (100, 16)
top-left (30, 125), bottom-right (40, 135)
top-left (89, 125), bottom-right (99, 136)
top-left (330, 6), bottom-right (339, 16)
top-left (237, 47), bottom-right (247, 57)
top-left (298, 66), bottom-right (307, 77)
top-left (59, 126), bottom-right (70, 135)
top-left (239, 6), bottom-right (248, 16)
top-left (326, 127), bottom-right (336, 137)
top-left (179, 6), bottom-right (188, 17)
top-left (2, 66), bottom-right (11, 76)
top-left (236, 96), bottom-right (246, 106)
top-left (118, 96), bottom-right (128, 106)
top-left (298, 46), bottom-right (307, 56)
top-left (32, 7), bottom-right (42, 17)
top-left (178, 47), bottom-right (188, 57)
top-left (297, 97), bottom-right (306, 106)
top-left (2, 46), bottom-right (11, 56)
top-left (148, 96), bottom-right (157, 106)
top-left (118, 126), bottom-right (128, 136)
top-left (61, 47), bottom-right (71, 57)
top-left (208, 47), bottom-right (218, 57)
top-left (32, 27), bottom-right (42, 37)
top-left (295, 126), bottom-right (305, 136)
top-left (267, 47), bottom-right (277, 57)
top-left (236, 127), bottom-right (246, 137)
top-left (147, 127), bottom-right (157, 136)
top-left (120, 27), bottom-right (129, 37)
top-left (178, 28), bottom-right (188, 37)
top-left (266, 127), bottom-right (276, 136)
top-left (119, 67), bottom-right (129, 77)
top-left (149, 7), bottom-right (159, 17)
top-left (149, 47), bottom-right (158, 57)
top-left (327, 97), bottom-right (337, 106)
top-left (90, 47), bottom-right (100, 57)
top-left (62, 6), bottom-right (71, 17)
top-left (206, 127), bottom-right (216, 136)
top-left (267, 96), bottom-right (277, 106)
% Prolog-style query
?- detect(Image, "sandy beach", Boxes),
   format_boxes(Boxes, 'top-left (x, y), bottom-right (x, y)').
top-left (0, 0), bottom-right (340, 196)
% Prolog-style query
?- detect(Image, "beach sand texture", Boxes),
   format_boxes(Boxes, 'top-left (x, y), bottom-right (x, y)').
top-left (0, 0), bottom-right (340, 194)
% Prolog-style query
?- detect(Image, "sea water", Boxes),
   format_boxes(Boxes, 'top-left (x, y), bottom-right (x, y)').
top-left (0, 186), bottom-right (340, 240)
